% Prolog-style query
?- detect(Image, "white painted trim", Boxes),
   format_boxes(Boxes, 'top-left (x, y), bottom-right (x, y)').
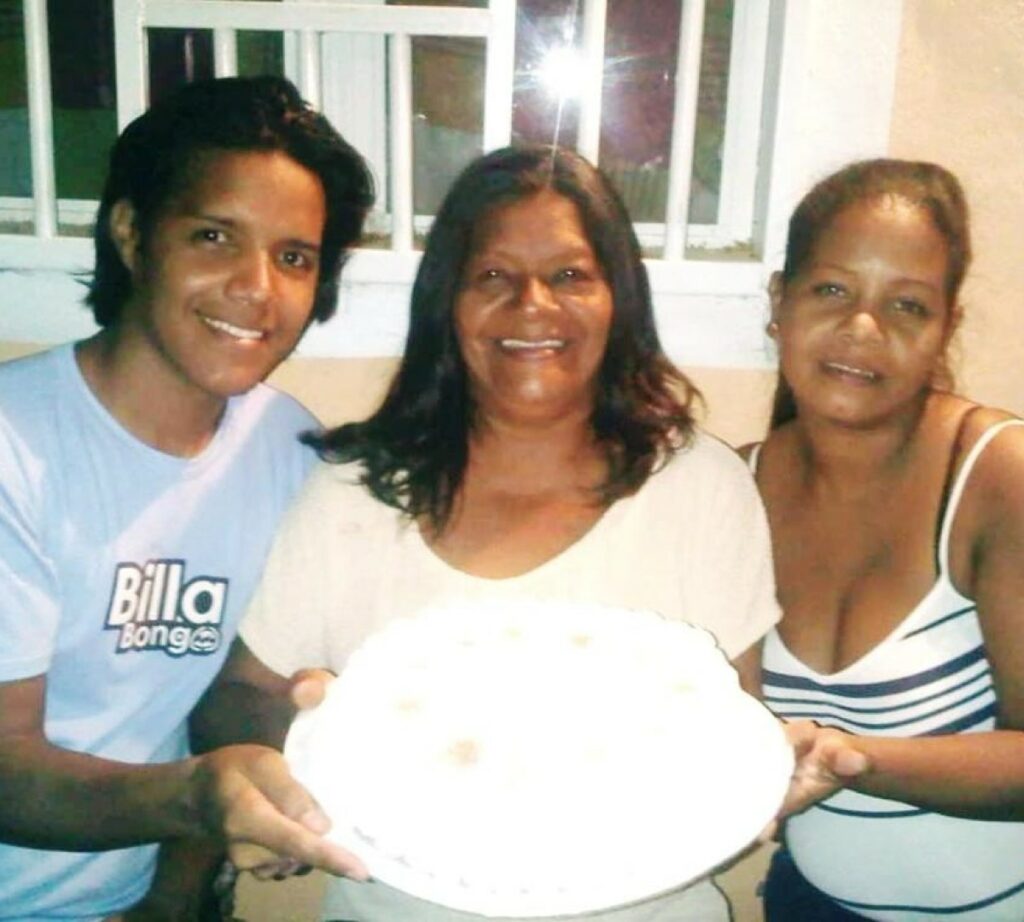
top-left (0, 235), bottom-right (93, 270)
top-left (662, 0), bottom-right (707, 258)
top-left (213, 28), bottom-right (239, 77)
top-left (388, 33), bottom-right (414, 252)
top-left (139, 1), bottom-right (493, 37)
top-left (113, 0), bottom-right (148, 128)
top-left (758, 0), bottom-right (904, 272)
top-left (23, 0), bottom-right (57, 237)
top-left (716, 0), bottom-right (771, 243)
top-left (576, 0), bottom-right (608, 163)
top-left (482, 0), bottom-right (515, 150)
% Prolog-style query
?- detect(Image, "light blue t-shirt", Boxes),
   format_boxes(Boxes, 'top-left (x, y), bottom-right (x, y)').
top-left (0, 344), bottom-right (318, 920)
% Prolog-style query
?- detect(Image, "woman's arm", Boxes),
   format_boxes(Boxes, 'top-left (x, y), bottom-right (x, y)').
top-left (785, 422), bottom-right (1024, 821)
top-left (731, 642), bottom-right (763, 698)
top-left (836, 423), bottom-right (1024, 819)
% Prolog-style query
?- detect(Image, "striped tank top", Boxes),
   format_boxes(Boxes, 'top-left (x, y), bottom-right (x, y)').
top-left (757, 419), bottom-right (1024, 921)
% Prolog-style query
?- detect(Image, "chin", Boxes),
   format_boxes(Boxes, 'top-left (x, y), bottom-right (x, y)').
top-left (199, 370), bottom-right (269, 400)
top-left (818, 404), bottom-right (897, 430)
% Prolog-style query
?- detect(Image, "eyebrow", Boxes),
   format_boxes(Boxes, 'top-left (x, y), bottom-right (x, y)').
top-left (810, 261), bottom-right (939, 291)
top-left (470, 243), bottom-right (597, 261)
top-left (187, 212), bottom-right (322, 253)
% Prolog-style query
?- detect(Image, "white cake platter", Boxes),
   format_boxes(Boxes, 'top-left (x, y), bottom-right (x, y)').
top-left (285, 600), bottom-right (793, 918)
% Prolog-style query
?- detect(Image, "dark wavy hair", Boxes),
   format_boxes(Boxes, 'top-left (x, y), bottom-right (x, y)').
top-left (770, 158), bottom-right (971, 429)
top-left (306, 144), bottom-right (700, 530)
top-left (86, 75), bottom-right (374, 327)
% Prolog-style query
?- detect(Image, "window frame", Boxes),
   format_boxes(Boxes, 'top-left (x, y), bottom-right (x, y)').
top-left (0, 0), bottom-right (905, 371)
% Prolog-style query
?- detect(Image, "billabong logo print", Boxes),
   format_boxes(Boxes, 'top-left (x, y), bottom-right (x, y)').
top-left (104, 559), bottom-right (228, 656)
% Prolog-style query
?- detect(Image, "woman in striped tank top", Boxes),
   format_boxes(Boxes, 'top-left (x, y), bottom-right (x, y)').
top-left (748, 160), bottom-right (1024, 921)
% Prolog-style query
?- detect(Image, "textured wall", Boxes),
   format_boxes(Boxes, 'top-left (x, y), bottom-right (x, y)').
top-left (890, 0), bottom-right (1024, 413)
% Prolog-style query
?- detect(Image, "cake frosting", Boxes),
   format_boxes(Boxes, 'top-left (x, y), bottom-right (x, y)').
top-left (285, 599), bottom-right (791, 917)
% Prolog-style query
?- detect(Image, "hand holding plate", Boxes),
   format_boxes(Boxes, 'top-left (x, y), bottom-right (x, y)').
top-left (776, 720), bottom-right (871, 820)
top-left (194, 742), bottom-right (368, 882)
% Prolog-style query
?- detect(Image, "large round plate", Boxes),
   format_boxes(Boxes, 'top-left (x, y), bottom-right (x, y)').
top-left (285, 600), bottom-right (792, 918)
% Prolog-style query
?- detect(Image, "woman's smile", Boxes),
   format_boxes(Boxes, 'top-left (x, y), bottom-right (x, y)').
top-left (456, 189), bottom-right (613, 425)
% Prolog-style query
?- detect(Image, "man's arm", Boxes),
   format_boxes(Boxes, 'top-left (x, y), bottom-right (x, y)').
top-left (190, 638), bottom-right (301, 753)
top-left (188, 639), bottom-right (343, 876)
top-left (0, 674), bottom-right (199, 850)
top-left (0, 670), bottom-right (364, 874)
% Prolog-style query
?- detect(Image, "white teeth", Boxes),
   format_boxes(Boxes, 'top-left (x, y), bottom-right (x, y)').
top-left (201, 315), bottom-right (263, 341)
top-left (499, 338), bottom-right (566, 350)
top-left (827, 361), bottom-right (877, 380)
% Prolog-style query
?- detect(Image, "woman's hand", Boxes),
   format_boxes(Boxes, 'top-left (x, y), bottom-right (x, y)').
top-left (777, 720), bottom-right (870, 820)
top-left (289, 667), bottom-right (336, 712)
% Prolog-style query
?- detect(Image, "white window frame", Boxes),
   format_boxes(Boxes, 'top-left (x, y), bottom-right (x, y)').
top-left (0, 0), bottom-right (905, 370)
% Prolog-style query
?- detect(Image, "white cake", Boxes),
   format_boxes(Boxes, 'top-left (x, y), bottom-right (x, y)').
top-left (285, 599), bottom-right (792, 917)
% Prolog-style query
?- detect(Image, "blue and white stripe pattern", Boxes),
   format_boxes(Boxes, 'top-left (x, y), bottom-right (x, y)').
top-left (761, 420), bottom-right (1024, 921)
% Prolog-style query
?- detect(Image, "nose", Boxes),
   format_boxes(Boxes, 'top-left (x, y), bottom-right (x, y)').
top-left (226, 249), bottom-right (273, 305)
top-left (840, 305), bottom-right (884, 343)
top-left (515, 275), bottom-right (557, 313)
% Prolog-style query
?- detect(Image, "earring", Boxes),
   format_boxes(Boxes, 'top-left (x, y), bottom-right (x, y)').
top-left (766, 320), bottom-right (779, 336)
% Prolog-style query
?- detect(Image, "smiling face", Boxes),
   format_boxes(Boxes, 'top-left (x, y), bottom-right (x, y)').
top-left (113, 148), bottom-right (326, 410)
top-left (771, 195), bottom-right (955, 428)
top-left (455, 189), bottom-right (614, 427)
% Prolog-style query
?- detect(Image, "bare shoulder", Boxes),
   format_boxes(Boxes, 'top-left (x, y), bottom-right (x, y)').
top-left (958, 404), bottom-right (1024, 489)
top-left (952, 402), bottom-right (1024, 541)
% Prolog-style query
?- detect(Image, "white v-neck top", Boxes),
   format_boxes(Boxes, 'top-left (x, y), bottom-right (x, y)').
top-left (757, 420), bottom-right (1024, 920)
top-left (242, 429), bottom-right (781, 922)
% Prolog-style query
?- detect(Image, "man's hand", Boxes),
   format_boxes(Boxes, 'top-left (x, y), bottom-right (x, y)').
top-left (192, 742), bottom-right (367, 881)
top-left (196, 668), bottom-right (348, 882)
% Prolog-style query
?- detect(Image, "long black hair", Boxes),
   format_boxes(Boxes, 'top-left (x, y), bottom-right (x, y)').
top-left (306, 145), bottom-right (700, 530)
top-left (770, 158), bottom-right (971, 429)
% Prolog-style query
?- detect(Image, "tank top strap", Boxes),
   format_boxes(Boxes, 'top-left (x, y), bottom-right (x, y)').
top-left (936, 417), bottom-right (1024, 571)
top-left (747, 442), bottom-right (762, 475)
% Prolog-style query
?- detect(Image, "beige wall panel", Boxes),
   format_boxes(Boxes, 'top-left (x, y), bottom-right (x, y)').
top-left (268, 356), bottom-right (397, 427)
top-left (0, 345), bottom-right (777, 449)
top-left (890, 0), bottom-right (1024, 413)
top-left (272, 358), bottom-right (779, 450)
top-left (0, 342), bottom-right (45, 363)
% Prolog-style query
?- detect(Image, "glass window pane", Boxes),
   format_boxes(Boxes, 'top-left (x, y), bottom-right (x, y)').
top-left (598, 0), bottom-right (679, 223)
top-left (411, 35), bottom-right (484, 215)
top-left (505, 0), bottom-right (734, 227)
top-left (511, 0), bottom-right (581, 150)
top-left (599, 0), bottom-right (733, 226)
top-left (692, 0), bottom-right (733, 224)
top-left (238, 29), bottom-right (284, 77)
top-left (0, 0), bottom-right (30, 199)
top-left (49, 0), bottom-right (116, 202)
top-left (147, 29), bottom-right (215, 104)
top-left (386, 0), bottom-right (485, 227)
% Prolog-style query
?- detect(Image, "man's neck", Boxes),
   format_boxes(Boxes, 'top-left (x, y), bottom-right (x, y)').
top-left (74, 331), bottom-right (227, 458)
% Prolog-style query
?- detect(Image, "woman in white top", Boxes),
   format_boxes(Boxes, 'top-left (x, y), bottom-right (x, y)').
top-left (750, 159), bottom-right (1024, 921)
top-left (193, 145), bottom-right (785, 921)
